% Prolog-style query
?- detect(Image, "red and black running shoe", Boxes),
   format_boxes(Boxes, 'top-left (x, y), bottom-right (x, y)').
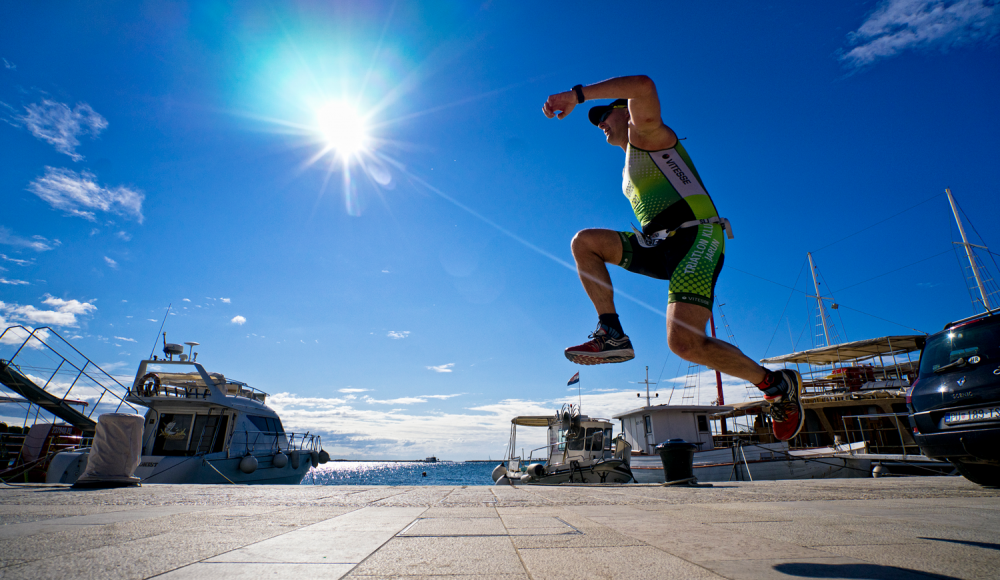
top-left (564, 324), bottom-right (635, 366)
top-left (764, 369), bottom-right (804, 441)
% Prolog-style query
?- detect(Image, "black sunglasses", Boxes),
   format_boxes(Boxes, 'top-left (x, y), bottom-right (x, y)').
top-left (599, 104), bottom-right (627, 124)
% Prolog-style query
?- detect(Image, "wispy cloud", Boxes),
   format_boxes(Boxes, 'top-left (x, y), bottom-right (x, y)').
top-left (220, 297), bottom-right (231, 304)
top-left (2, 58), bottom-right (15, 70)
top-left (1, 294), bottom-right (97, 327)
top-left (0, 254), bottom-right (34, 266)
top-left (103, 256), bottom-right (118, 269)
top-left (116, 231), bottom-right (132, 242)
top-left (387, 330), bottom-right (410, 339)
top-left (426, 363), bottom-right (455, 373)
top-left (182, 298), bottom-right (191, 302)
top-left (231, 315), bottom-right (246, 325)
top-left (363, 395), bottom-right (428, 405)
top-left (113, 336), bottom-right (136, 343)
top-left (841, 0), bottom-right (1000, 68)
top-left (338, 388), bottom-right (371, 393)
top-left (0, 278), bottom-right (30, 285)
top-left (18, 99), bottom-right (107, 160)
top-left (27, 167), bottom-right (144, 223)
top-left (0, 227), bottom-right (57, 252)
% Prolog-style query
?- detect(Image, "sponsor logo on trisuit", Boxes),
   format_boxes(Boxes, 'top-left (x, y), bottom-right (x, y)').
top-left (683, 227), bottom-right (720, 275)
top-left (661, 153), bottom-right (692, 185)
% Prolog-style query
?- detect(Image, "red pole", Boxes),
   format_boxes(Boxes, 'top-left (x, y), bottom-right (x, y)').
top-left (710, 314), bottom-right (729, 434)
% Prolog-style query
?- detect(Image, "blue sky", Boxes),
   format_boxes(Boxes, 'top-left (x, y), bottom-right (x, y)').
top-left (2, 1), bottom-right (999, 459)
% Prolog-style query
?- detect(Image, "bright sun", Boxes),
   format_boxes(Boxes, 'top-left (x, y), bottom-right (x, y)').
top-left (316, 100), bottom-right (369, 157)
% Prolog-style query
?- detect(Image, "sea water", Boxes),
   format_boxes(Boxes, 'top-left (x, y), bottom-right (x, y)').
top-left (303, 461), bottom-right (498, 486)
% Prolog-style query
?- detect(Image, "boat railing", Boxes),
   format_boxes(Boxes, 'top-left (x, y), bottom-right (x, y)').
top-left (131, 378), bottom-right (266, 403)
top-left (840, 412), bottom-right (921, 456)
top-left (228, 429), bottom-right (320, 456)
top-left (524, 432), bottom-right (612, 464)
top-left (0, 325), bottom-right (139, 432)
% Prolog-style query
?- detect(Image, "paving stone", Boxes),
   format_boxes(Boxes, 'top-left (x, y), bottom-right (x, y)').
top-left (517, 545), bottom-right (725, 579)
top-left (348, 536), bottom-right (522, 576)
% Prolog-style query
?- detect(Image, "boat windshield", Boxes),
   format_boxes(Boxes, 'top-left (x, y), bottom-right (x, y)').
top-left (920, 316), bottom-right (1000, 375)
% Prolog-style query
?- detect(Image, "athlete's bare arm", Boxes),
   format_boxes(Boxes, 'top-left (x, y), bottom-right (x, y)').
top-left (542, 75), bottom-right (677, 150)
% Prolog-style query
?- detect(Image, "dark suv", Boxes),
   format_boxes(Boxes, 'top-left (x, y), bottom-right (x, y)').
top-left (909, 310), bottom-right (1000, 486)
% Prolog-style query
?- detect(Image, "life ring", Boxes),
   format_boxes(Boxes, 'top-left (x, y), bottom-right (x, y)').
top-left (138, 372), bottom-right (161, 397)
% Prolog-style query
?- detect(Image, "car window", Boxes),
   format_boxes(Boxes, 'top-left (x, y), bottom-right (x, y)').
top-left (920, 316), bottom-right (1000, 375)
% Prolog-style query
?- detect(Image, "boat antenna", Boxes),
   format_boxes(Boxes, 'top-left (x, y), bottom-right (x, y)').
top-left (637, 366), bottom-right (657, 407)
top-left (148, 303), bottom-right (171, 358)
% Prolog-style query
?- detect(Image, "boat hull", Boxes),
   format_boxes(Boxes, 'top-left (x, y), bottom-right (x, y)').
top-left (629, 443), bottom-right (872, 483)
top-left (498, 460), bottom-right (633, 485)
top-left (47, 452), bottom-right (313, 485)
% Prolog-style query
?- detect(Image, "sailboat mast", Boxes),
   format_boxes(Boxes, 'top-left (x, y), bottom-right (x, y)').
top-left (807, 252), bottom-right (832, 346)
top-left (946, 188), bottom-right (992, 311)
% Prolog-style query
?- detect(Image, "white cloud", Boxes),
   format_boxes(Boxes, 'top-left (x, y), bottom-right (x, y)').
top-left (19, 99), bottom-right (107, 160)
top-left (363, 395), bottom-right (428, 405)
top-left (182, 298), bottom-right (191, 302)
top-left (382, 270), bottom-right (390, 273)
top-left (338, 388), bottom-right (370, 393)
top-left (2, 58), bottom-right (15, 70)
top-left (0, 253), bottom-right (34, 266)
top-left (116, 231), bottom-right (132, 242)
top-left (0, 227), bottom-right (55, 252)
top-left (147, 318), bottom-right (158, 322)
top-left (114, 336), bottom-right (136, 342)
top-left (841, 0), bottom-right (1000, 68)
top-left (387, 330), bottom-right (410, 339)
top-left (104, 256), bottom-right (118, 269)
top-left (28, 167), bottom-right (144, 223)
top-left (231, 315), bottom-right (246, 325)
top-left (0, 278), bottom-right (29, 285)
top-left (220, 297), bottom-right (231, 304)
top-left (1, 294), bottom-right (97, 327)
top-left (426, 363), bottom-right (455, 373)
top-left (421, 393), bottom-right (464, 400)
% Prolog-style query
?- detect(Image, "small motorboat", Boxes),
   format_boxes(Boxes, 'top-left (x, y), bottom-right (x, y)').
top-left (493, 404), bottom-right (633, 485)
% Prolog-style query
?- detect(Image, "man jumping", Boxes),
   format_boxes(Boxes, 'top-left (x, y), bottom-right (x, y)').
top-left (543, 75), bottom-right (804, 441)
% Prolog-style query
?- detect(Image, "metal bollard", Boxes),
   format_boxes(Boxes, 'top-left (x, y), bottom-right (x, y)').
top-left (655, 439), bottom-right (698, 486)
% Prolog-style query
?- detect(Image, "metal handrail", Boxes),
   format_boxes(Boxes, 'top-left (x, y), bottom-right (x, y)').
top-left (840, 412), bottom-right (921, 455)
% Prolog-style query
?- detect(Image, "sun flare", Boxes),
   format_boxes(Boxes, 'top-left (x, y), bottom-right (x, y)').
top-left (316, 100), bottom-right (369, 157)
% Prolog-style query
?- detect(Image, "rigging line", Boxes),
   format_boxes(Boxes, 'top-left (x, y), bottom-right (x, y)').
top-left (818, 268), bottom-right (848, 343)
top-left (763, 258), bottom-right (808, 358)
top-left (831, 249), bottom-right (955, 294)
top-left (834, 304), bottom-right (926, 334)
top-left (810, 191), bottom-right (944, 254)
top-left (951, 220), bottom-right (979, 315)
top-left (955, 198), bottom-right (1000, 285)
top-left (728, 266), bottom-right (926, 334)
top-left (148, 304), bottom-right (171, 359)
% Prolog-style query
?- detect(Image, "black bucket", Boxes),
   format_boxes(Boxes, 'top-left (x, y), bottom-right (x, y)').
top-left (655, 439), bottom-right (698, 485)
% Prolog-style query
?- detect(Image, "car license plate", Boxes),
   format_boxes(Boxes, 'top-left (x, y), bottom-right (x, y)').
top-left (944, 407), bottom-right (1000, 425)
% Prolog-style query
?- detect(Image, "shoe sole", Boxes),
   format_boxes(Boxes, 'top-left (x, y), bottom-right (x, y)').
top-left (565, 351), bottom-right (635, 366)
top-left (779, 369), bottom-right (805, 441)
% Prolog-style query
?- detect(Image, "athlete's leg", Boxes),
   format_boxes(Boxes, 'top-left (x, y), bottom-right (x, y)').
top-left (565, 229), bottom-right (633, 365)
top-left (666, 302), bottom-right (766, 383)
top-left (570, 229), bottom-right (623, 314)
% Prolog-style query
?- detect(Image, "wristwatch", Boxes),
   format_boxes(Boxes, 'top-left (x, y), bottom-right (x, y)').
top-left (572, 84), bottom-right (585, 104)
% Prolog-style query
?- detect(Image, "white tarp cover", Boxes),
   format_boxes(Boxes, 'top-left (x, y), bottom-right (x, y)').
top-left (76, 413), bottom-right (144, 485)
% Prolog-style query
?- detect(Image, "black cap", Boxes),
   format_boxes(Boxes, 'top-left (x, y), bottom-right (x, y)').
top-left (588, 98), bottom-right (628, 126)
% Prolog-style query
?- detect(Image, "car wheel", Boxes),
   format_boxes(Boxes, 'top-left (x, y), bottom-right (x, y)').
top-left (953, 460), bottom-right (1000, 487)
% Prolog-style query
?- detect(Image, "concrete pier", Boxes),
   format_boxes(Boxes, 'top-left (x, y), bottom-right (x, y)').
top-left (1, 477), bottom-right (998, 579)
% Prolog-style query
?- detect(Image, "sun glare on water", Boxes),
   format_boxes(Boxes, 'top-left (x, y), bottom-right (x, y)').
top-left (316, 100), bottom-right (369, 158)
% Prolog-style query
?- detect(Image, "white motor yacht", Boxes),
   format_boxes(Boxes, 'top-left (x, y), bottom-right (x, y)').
top-left (47, 337), bottom-right (326, 484)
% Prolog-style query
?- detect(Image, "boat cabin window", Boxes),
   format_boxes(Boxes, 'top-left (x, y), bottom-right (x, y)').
top-left (561, 428), bottom-right (586, 451)
top-left (247, 415), bottom-right (285, 434)
top-left (152, 413), bottom-right (193, 455)
top-left (644, 415), bottom-right (652, 434)
top-left (604, 428), bottom-right (612, 450)
top-left (697, 415), bottom-right (710, 432)
top-left (586, 427), bottom-right (603, 451)
top-left (152, 412), bottom-right (230, 456)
